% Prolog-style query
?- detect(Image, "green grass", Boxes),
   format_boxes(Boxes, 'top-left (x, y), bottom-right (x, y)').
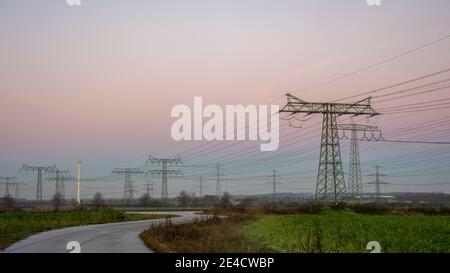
top-left (242, 208), bottom-right (450, 253)
top-left (0, 208), bottom-right (175, 250)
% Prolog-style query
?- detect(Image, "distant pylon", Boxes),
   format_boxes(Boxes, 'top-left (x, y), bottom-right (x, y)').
top-left (146, 155), bottom-right (183, 200)
top-left (0, 177), bottom-right (17, 197)
top-left (20, 164), bottom-right (57, 201)
top-left (280, 94), bottom-right (379, 204)
top-left (337, 123), bottom-right (383, 200)
top-left (145, 179), bottom-right (154, 198)
top-left (199, 176), bottom-right (205, 198)
top-left (47, 169), bottom-right (73, 199)
top-left (367, 166), bottom-right (388, 201)
top-left (213, 164), bottom-right (226, 197)
top-left (112, 168), bottom-right (145, 202)
top-left (216, 164), bottom-right (221, 197)
top-left (267, 170), bottom-right (282, 205)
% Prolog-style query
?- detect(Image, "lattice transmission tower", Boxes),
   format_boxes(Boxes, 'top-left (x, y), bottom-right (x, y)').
top-left (337, 123), bottom-right (383, 200)
top-left (146, 155), bottom-right (183, 200)
top-left (267, 170), bottom-right (282, 205)
top-left (214, 164), bottom-right (227, 197)
top-left (0, 177), bottom-right (23, 198)
top-left (20, 164), bottom-right (57, 201)
top-left (47, 169), bottom-right (73, 199)
top-left (197, 176), bottom-right (206, 198)
top-left (280, 94), bottom-right (379, 204)
top-left (111, 168), bottom-right (145, 202)
top-left (367, 166), bottom-right (388, 202)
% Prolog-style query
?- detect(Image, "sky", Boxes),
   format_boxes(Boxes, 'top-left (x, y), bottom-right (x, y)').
top-left (0, 0), bottom-right (449, 199)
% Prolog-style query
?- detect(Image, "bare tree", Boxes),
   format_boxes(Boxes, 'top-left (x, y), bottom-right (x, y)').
top-left (221, 191), bottom-right (232, 208)
top-left (92, 192), bottom-right (104, 209)
top-left (178, 190), bottom-right (192, 209)
top-left (51, 192), bottom-right (64, 211)
top-left (139, 193), bottom-right (151, 207)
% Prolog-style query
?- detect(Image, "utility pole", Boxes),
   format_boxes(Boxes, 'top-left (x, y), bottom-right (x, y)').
top-left (146, 155), bottom-right (183, 200)
top-left (367, 166), bottom-right (388, 202)
top-left (337, 124), bottom-right (383, 200)
top-left (77, 161), bottom-right (81, 204)
top-left (112, 168), bottom-right (145, 203)
top-left (20, 164), bottom-right (57, 201)
top-left (280, 94), bottom-right (379, 204)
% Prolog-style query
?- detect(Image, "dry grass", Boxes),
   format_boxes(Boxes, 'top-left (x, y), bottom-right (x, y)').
top-left (139, 215), bottom-right (272, 253)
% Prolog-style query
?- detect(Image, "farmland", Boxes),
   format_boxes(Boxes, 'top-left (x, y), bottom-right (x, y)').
top-left (140, 207), bottom-right (450, 253)
top-left (244, 208), bottom-right (450, 253)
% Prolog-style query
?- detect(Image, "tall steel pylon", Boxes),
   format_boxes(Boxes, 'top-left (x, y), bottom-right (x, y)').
top-left (146, 155), bottom-right (183, 200)
top-left (337, 124), bottom-right (383, 200)
top-left (213, 164), bottom-right (226, 197)
top-left (112, 168), bottom-right (144, 202)
top-left (47, 169), bottom-right (73, 199)
top-left (280, 94), bottom-right (379, 204)
top-left (20, 164), bottom-right (57, 201)
top-left (267, 170), bottom-right (282, 205)
top-left (198, 176), bottom-right (206, 198)
top-left (367, 166), bottom-right (388, 202)
top-left (0, 177), bottom-right (19, 197)
top-left (145, 179), bottom-right (154, 198)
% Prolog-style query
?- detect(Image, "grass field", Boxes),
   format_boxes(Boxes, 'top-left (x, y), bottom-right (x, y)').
top-left (140, 208), bottom-right (450, 253)
top-left (0, 208), bottom-right (175, 250)
top-left (243, 208), bottom-right (450, 253)
top-left (140, 215), bottom-right (271, 253)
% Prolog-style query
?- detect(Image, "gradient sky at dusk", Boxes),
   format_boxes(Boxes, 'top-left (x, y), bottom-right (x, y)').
top-left (1, 0), bottom-right (450, 198)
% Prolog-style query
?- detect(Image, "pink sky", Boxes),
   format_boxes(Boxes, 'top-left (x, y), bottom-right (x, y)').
top-left (0, 0), bottom-right (449, 197)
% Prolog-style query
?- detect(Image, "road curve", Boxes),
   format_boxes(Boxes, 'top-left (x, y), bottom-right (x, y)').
top-left (3, 211), bottom-right (206, 253)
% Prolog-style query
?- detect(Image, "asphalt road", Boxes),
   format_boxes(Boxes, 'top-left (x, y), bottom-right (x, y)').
top-left (3, 211), bottom-right (205, 253)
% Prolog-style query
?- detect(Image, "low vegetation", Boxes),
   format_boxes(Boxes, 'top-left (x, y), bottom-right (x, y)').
top-left (0, 208), bottom-right (175, 250)
top-left (140, 206), bottom-right (450, 253)
top-left (140, 215), bottom-right (271, 253)
top-left (244, 208), bottom-right (450, 253)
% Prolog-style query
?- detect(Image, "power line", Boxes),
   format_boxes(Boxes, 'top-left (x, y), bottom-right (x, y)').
top-left (289, 33), bottom-right (450, 97)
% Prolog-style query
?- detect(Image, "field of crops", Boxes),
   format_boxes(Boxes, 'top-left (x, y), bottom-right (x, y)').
top-left (0, 208), bottom-right (173, 250)
top-left (243, 209), bottom-right (450, 253)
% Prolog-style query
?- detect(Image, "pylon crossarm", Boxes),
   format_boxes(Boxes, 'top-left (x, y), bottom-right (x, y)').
top-left (280, 93), bottom-right (379, 116)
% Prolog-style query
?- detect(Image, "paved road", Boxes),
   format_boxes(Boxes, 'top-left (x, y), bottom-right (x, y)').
top-left (3, 211), bottom-right (206, 253)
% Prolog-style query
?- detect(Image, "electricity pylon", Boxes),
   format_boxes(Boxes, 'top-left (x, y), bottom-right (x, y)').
top-left (280, 94), bottom-right (379, 204)
top-left (367, 166), bottom-right (388, 202)
top-left (20, 164), bottom-right (57, 201)
top-left (267, 170), bottom-right (282, 206)
top-left (146, 155), bottom-right (183, 200)
top-left (337, 124), bottom-right (383, 200)
top-left (197, 176), bottom-right (206, 198)
top-left (0, 177), bottom-right (19, 197)
top-left (215, 164), bottom-right (226, 197)
top-left (145, 179), bottom-right (154, 198)
top-left (47, 169), bottom-right (73, 199)
top-left (111, 168), bottom-right (145, 202)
